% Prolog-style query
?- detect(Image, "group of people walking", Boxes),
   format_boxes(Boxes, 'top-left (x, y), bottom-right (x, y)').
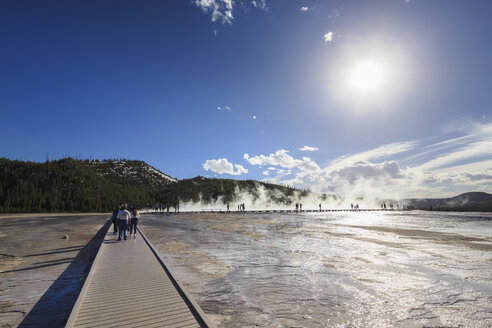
top-left (111, 203), bottom-right (140, 241)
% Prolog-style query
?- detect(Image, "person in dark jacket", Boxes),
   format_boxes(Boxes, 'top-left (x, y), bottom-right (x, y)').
top-left (130, 208), bottom-right (140, 238)
top-left (111, 208), bottom-right (119, 234)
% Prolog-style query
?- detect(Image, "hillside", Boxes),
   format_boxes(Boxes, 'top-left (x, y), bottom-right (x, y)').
top-left (0, 158), bottom-right (303, 213)
top-left (405, 192), bottom-right (492, 211)
top-left (0, 158), bottom-right (174, 213)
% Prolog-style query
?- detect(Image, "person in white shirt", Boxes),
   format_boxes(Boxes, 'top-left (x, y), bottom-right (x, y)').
top-left (130, 208), bottom-right (140, 238)
top-left (116, 204), bottom-right (131, 241)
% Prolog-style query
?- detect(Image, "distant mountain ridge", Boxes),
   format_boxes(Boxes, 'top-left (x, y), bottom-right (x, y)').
top-left (405, 192), bottom-right (492, 211)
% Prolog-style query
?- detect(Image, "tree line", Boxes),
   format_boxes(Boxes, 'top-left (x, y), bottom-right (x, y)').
top-left (0, 158), bottom-right (302, 213)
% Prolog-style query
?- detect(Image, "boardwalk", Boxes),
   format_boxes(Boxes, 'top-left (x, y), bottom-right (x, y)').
top-left (66, 224), bottom-right (212, 328)
top-left (147, 208), bottom-right (402, 214)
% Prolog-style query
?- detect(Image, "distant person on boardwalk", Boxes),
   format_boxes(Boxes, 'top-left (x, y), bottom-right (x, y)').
top-left (300, 203), bottom-right (303, 211)
top-left (111, 207), bottom-right (119, 234)
top-left (131, 208), bottom-right (140, 238)
top-left (116, 204), bottom-right (131, 241)
top-left (227, 203), bottom-right (230, 212)
top-left (319, 203), bottom-right (322, 212)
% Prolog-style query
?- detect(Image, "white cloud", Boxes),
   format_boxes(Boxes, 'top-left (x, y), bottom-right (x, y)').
top-left (244, 150), bottom-right (297, 168)
top-left (252, 115), bottom-right (256, 119)
top-left (218, 105), bottom-right (231, 111)
top-left (203, 158), bottom-right (248, 175)
top-left (195, 0), bottom-right (234, 24)
top-left (300, 145), bottom-right (318, 152)
top-left (324, 31), bottom-right (334, 42)
top-left (244, 150), bottom-right (321, 172)
top-left (251, 0), bottom-right (267, 9)
top-left (243, 122), bottom-right (492, 199)
top-left (258, 122), bottom-right (492, 198)
top-left (300, 6), bottom-right (309, 12)
top-left (213, 29), bottom-right (218, 36)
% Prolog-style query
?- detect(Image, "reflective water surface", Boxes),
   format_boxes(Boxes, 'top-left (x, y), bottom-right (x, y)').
top-left (142, 211), bottom-right (492, 328)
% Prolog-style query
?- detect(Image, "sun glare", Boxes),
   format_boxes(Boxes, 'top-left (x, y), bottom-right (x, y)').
top-left (349, 60), bottom-right (387, 94)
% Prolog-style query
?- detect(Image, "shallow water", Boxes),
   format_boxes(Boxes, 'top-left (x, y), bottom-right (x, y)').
top-left (141, 211), bottom-right (492, 328)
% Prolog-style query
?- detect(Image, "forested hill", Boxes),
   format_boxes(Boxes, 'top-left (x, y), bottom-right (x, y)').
top-left (0, 158), bottom-right (302, 213)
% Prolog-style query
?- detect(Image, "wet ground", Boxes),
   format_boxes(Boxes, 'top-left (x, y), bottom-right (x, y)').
top-left (0, 214), bottom-right (108, 328)
top-left (141, 211), bottom-right (492, 328)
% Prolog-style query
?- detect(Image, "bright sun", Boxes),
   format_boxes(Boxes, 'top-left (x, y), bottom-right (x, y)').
top-left (349, 60), bottom-right (387, 94)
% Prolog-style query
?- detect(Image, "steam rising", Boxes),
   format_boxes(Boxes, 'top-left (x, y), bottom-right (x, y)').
top-left (176, 183), bottom-right (384, 211)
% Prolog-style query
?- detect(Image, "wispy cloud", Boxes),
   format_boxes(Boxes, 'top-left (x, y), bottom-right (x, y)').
top-left (203, 158), bottom-right (248, 175)
top-left (300, 145), bottom-right (318, 152)
top-left (195, 0), bottom-right (234, 24)
top-left (415, 138), bottom-right (492, 171)
top-left (251, 0), bottom-right (267, 10)
top-left (217, 105), bottom-right (232, 111)
top-left (327, 8), bottom-right (342, 22)
top-left (329, 141), bottom-right (416, 171)
top-left (300, 6), bottom-right (309, 12)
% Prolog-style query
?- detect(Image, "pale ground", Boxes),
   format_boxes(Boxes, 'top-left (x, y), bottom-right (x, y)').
top-left (0, 214), bottom-right (109, 328)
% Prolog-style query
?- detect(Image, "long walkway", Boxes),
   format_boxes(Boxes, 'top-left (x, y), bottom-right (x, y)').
top-left (66, 225), bottom-right (212, 328)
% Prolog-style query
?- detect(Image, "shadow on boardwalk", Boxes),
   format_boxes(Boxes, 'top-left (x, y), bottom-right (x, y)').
top-left (18, 220), bottom-right (110, 328)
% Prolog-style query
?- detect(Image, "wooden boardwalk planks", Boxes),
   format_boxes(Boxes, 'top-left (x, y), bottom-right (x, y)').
top-left (66, 224), bottom-right (212, 328)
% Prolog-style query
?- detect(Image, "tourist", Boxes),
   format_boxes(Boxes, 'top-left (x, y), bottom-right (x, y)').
top-left (116, 204), bottom-right (131, 241)
top-left (131, 208), bottom-right (140, 238)
top-left (319, 203), bottom-right (321, 211)
top-left (111, 207), bottom-right (119, 234)
top-left (227, 203), bottom-right (230, 212)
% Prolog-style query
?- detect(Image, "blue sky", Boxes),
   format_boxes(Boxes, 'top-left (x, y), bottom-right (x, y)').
top-left (1, 0), bottom-right (491, 197)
